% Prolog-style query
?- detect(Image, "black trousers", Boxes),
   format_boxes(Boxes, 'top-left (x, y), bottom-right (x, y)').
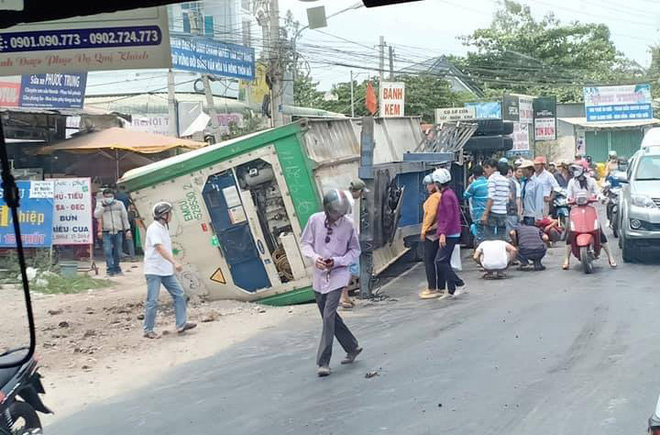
top-left (518, 248), bottom-right (546, 264)
top-left (434, 236), bottom-right (464, 294)
top-left (314, 289), bottom-right (359, 367)
top-left (423, 238), bottom-right (440, 290)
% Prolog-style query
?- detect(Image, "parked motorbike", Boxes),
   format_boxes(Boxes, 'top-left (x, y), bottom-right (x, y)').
top-left (568, 193), bottom-right (602, 274)
top-left (0, 348), bottom-right (51, 435)
top-left (602, 178), bottom-right (621, 238)
top-left (552, 187), bottom-right (570, 237)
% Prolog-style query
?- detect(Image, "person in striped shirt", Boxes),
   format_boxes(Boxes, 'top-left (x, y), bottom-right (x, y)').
top-left (482, 159), bottom-right (510, 241)
top-left (463, 165), bottom-right (488, 247)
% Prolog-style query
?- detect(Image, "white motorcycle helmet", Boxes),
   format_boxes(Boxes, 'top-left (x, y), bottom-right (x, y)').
top-left (422, 174), bottom-right (433, 185)
top-left (432, 168), bottom-right (452, 185)
top-left (570, 163), bottom-right (586, 178)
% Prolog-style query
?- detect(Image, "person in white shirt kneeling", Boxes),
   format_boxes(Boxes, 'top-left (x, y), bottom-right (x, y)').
top-left (473, 240), bottom-right (518, 279)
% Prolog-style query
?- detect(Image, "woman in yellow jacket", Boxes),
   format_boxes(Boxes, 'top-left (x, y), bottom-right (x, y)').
top-left (420, 174), bottom-right (443, 299)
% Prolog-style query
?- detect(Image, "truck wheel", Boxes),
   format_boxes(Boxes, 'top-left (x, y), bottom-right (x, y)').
top-left (580, 246), bottom-right (593, 274)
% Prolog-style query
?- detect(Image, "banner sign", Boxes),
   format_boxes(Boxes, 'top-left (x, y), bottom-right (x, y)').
top-left (0, 181), bottom-right (54, 248)
top-left (512, 123), bottom-right (530, 151)
top-left (533, 97), bottom-right (557, 141)
top-left (239, 61), bottom-right (269, 105)
top-left (171, 34), bottom-right (255, 81)
top-left (435, 106), bottom-right (476, 123)
top-left (0, 78), bottom-right (21, 107)
top-left (379, 81), bottom-right (405, 117)
top-left (0, 7), bottom-right (172, 75)
top-left (583, 84), bottom-right (653, 122)
top-left (465, 102), bottom-right (501, 120)
top-left (502, 95), bottom-right (520, 122)
top-left (53, 178), bottom-right (93, 245)
top-left (128, 116), bottom-right (170, 136)
top-left (19, 72), bottom-right (87, 108)
top-left (519, 96), bottom-right (533, 124)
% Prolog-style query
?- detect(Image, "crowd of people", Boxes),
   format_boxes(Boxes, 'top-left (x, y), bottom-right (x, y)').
top-left (419, 154), bottom-right (618, 299)
top-left (298, 154), bottom-right (623, 376)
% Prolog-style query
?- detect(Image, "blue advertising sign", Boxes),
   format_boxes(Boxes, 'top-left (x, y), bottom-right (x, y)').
top-left (584, 84), bottom-right (653, 122)
top-left (19, 72), bottom-right (87, 108)
top-left (0, 181), bottom-right (54, 248)
top-left (465, 102), bottom-right (502, 120)
top-left (170, 34), bottom-right (255, 81)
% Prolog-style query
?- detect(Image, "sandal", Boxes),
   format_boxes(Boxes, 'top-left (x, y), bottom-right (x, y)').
top-left (609, 258), bottom-right (617, 268)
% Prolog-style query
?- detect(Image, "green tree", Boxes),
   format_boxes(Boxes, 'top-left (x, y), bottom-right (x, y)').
top-left (311, 75), bottom-right (470, 122)
top-left (458, 0), bottom-right (643, 102)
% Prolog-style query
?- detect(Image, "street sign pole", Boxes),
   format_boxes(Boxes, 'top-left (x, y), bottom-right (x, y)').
top-left (358, 117), bottom-right (375, 299)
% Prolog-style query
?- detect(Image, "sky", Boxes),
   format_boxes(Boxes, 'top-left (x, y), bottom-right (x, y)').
top-left (279, 0), bottom-right (660, 90)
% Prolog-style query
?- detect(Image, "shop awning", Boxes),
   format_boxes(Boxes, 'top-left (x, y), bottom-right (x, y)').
top-left (39, 127), bottom-right (207, 155)
top-left (559, 117), bottom-right (660, 130)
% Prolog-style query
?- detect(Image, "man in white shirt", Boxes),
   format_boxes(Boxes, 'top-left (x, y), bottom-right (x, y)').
top-left (142, 202), bottom-right (196, 339)
top-left (473, 240), bottom-right (518, 279)
top-left (482, 160), bottom-right (510, 241)
top-left (533, 156), bottom-right (559, 216)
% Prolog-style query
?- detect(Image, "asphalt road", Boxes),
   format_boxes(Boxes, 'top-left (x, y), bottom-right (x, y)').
top-left (49, 234), bottom-right (660, 435)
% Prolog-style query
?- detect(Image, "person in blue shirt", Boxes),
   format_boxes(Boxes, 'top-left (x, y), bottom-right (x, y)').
top-left (464, 165), bottom-right (489, 246)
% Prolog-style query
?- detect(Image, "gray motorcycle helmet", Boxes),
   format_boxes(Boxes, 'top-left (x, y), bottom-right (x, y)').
top-left (322, 189), bottom-right (350, 219)
top-left (152, 201), bottom-right (173, 220)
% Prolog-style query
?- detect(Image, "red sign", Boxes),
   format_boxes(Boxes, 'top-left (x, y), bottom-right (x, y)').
top-left (0, 81), bottom-right (21, 107)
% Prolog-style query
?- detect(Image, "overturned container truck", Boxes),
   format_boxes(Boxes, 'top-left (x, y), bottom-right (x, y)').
top-left (118, 118), bottom-right (459, 305)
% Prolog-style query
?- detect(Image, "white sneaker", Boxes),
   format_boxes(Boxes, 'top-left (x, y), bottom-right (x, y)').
top-left (453, 285), bottom-right (468, 297)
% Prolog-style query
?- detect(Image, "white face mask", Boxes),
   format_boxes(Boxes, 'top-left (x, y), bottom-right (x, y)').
top-left (103, 196), bottom-right (114, 205)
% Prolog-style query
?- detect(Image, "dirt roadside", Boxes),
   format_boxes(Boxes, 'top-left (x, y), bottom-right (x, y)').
top-left (1, 262), bottom-right (317, 425)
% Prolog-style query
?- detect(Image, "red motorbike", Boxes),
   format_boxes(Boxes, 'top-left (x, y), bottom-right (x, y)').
top-left (568, 193), bottom-right (602, 274)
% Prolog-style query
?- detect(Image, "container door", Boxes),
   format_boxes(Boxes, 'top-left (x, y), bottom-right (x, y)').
top-left (202, 171), bottom-right (270, 292)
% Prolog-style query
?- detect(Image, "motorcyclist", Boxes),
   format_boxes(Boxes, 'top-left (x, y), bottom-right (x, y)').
top-left (606, 150), bottom-right (619, 177)
top-left (562, 162), bottom-right (617, 270)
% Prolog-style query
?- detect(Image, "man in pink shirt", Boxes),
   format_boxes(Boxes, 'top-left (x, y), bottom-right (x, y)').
top-left (301, 190), bottom-right (363, 377)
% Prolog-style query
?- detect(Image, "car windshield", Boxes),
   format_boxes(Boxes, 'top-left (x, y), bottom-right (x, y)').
top-left (635, 156), bottom-right (660, 180)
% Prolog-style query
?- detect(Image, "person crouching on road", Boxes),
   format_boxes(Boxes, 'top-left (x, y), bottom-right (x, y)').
top-left (473, 239), bottom-right (517, 279)
top-left (510, 222), bottom-right (549, 271)
top-left (419, 173), bottom-right (442, 299)
top-left (434, 168), bottom-right (467, 298)
top-left (142, 202), bottom-right (197, 339)
top-left (301, 190), bottom-right (362, 377)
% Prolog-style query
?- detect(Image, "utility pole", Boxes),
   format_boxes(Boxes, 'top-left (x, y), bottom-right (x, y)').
top-left (167, 69), bottom-right (178, 137)
top-left (268, 0), bottom-right (285, 127)
top-left (358, 116), bottom-right (375, 299)
top-left (350, 70), bottom-right (355, 118)
top-left (189, 10), bottom-right (220, 142)
top-left (202, 75), bottom-right (220, 142)
top-left (378, 35), bottom-right (385, 83)
top-left (388, 45), bottom-right (395, 79)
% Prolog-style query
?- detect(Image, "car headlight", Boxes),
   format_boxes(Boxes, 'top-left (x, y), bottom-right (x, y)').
top-left (630, 219), bottom-right (643, 230)
top-left (631, 194), bottom-right (657, 208)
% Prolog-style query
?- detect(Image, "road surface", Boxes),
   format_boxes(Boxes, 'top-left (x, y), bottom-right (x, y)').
top-left (49, 238), bottom-right (660, 434)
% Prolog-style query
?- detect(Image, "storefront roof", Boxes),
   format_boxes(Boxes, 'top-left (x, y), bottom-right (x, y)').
top-left (559, 117), bottom-right (660, 130)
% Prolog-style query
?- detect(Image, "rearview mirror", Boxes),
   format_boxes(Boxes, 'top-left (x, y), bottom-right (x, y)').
top-left (613, 171), bottom-right (628, 183)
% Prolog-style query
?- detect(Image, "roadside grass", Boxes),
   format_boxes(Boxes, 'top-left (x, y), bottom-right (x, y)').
top-left (32, 274), bottom-right (113, 295)
top-left (0, 274), bottom-right (113, 295)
